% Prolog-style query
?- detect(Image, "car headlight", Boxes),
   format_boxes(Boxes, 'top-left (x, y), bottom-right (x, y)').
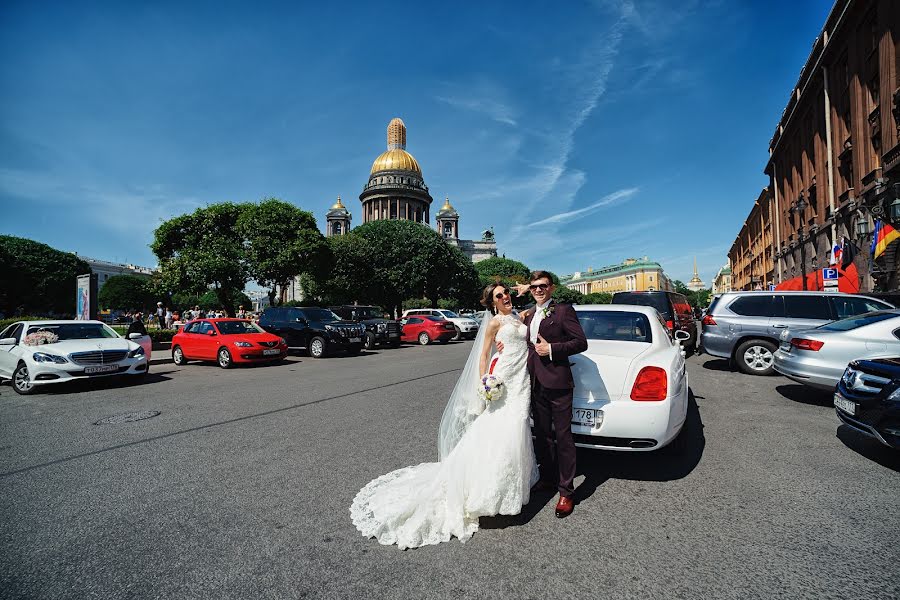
top-left (128, 346), bottom-right (145, 358)
top-left (279, 337), bottom-right (286, 345)
top-left (888, 387), bottom-right (900, 402)
top-left (233, 341), bottom-right (253, 347)
top-left (377, 322), bottom-right (386, 331)
top-left (32, 352), bottom-right (67, 364)
top-left (324, 324), bottom-right (335, 331)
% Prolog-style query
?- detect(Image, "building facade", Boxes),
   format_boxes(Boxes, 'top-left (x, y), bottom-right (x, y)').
top-left (75, 255), bottom-right (155, 291)
top-left (729, 188), bottom-right (776, 290)
top-left (687, 257), bottom-right (706, 292)
top-left (712, 263), bottom-right (733, 294)
top-left (562, 257), bottom-right (674, 295)
top-left (764, 0), bottom-right (900, 292)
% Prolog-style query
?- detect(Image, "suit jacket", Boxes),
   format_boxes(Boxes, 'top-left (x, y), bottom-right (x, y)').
top-left (524, 301), bottom-right (588, 390)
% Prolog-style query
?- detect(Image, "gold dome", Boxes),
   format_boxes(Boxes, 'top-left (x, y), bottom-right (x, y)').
top-left (330, 196), bottom-right (345, 210)
top-left (370, 148), bottom-right (423, 175)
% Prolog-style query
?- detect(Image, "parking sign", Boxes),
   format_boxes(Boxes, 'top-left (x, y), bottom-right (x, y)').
top-left (822, 268), bottom-right (838, 280)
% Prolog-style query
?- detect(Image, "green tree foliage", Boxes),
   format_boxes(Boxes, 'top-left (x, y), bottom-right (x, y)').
top-left (672, 280), bottom-right (691, 296)
top-left (582, 292), bottom-right (613, 304)
top-left (152, 202), bottom-right (250, 316)
top-left (473, 256), bottom-right (530, 288)
top-left (198, 289), bottom-right (252, 311)
top-left (98, 275), bottom-right (155, 311)
top-left (0, 235), bottom-right (91, 316)
top-left (551, 285), bottom-right (583, 305)
top-left (238, 198), bottom-right (330, 307)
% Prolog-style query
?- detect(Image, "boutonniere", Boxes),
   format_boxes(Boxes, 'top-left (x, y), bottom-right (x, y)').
top-left (541, 305), bottom-right (556, 318)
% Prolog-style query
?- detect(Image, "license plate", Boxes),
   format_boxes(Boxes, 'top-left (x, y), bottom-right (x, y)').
top-left (262, 349), bottom-right (280, 356)
top-left (85, 364), bottom-right (118, 374)
top-left (389, 333), bottom-right (399, 338)
top-left (833, 393), bottom-right (857, 416)
top-left (572, 408), bottom-right (599, 427)
top-left (348, 337), bottom-right (361, 343)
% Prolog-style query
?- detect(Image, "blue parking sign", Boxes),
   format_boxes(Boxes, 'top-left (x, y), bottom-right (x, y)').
top-left (822, 268), bottom-right (838, 280)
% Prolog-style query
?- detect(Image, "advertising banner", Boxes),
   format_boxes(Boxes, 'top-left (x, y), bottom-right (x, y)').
top-left (76, 273), bottom-right (98, 320)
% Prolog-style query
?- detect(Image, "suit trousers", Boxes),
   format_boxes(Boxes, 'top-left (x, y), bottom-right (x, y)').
top-left (531, 380), bottom-right (576, 497)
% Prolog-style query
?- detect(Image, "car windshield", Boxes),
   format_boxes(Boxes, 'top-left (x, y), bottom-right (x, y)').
top-left (216, 320), bottom-right (264, 335)
top-left (425, 316), bottom-right (446, 322)
top-left (353, 307), bottom-right (380, 319)
top-left (816, 311), bottom-right (899, 332)
top-left (612, 293), bottom-right (670, 316)
top-left (26, 323), bottom-right (119, 340)
top-left (576, 311), bottom-right (652, 343)
top-left (438, 310), bottom-right (460, 318)
top-left (303, 308), bottom-right (341, 322)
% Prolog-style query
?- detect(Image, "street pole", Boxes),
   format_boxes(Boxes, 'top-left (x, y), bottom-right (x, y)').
top-left (795, 193), bottom-right (809, 291)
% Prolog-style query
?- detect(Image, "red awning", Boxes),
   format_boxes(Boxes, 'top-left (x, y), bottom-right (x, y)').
top-left (774, 262), bottom-right (859, 293)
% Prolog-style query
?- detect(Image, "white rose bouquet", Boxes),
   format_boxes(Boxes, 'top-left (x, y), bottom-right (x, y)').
top-left (23, 331), bottom-right (59, 346)
top-left (478, 374), bottom-right (505, 404)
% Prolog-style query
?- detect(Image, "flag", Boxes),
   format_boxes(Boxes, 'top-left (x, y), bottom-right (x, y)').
top-left (840, 236), bottom-right (857, 270)
top-left (871, 220), bottom-right (900, 259)
top-left (831, 242), bottom-right (842, 266)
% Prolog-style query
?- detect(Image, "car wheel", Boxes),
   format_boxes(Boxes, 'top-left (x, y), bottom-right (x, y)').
top-left (452, 326), bottom-right (462, 341)
top-left (172, 346), bottom-right (187, 365)
top-left (418, 332), bottom-right (431, 346)
top-left (735, 339), bottom-right (776, 375)
top-left (308, 336), bottom-right (326, 358)
top-left (363, 331), bottom-right (376, 351)
top-left (217, 347), bottom-right (233, 369)
top-left (12, 363), bottom-right (35, 395)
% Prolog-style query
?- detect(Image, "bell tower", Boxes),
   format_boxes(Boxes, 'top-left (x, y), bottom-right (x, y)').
top-left (326, 196), bottom-right (351, 237)
top-left (435, 197), bottom-right (459, 240)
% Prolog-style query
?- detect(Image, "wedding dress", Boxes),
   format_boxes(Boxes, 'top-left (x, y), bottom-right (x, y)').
top-left (350, 312), bottom-right (539, 549)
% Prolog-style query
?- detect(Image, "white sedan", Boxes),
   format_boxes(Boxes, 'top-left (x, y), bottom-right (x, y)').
top-left (569, 305), bottom-right (690, 451)
top-left (0, 320), bottom-right (150, 395)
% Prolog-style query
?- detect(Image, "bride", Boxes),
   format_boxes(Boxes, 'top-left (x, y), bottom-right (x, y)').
top-left (350, 282), bottom-right (538, 549)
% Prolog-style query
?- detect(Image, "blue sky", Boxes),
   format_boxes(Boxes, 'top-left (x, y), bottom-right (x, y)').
top-left (1, 0), bottom-right (834, 285)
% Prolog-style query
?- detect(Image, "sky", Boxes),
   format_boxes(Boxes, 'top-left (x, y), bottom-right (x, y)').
top-left (1, 0), bottom-right (835, 286)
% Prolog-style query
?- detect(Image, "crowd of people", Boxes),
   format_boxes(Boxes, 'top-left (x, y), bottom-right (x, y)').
top-left (121, 303), bottom-right (258, 333)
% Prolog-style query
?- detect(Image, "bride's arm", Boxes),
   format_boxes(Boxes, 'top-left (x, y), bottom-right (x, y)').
top-left (478, 318), bottom-right (501, 377)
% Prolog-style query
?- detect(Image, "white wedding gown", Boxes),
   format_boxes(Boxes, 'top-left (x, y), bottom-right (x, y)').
top-left (350, 313), bottom-right (539, 549)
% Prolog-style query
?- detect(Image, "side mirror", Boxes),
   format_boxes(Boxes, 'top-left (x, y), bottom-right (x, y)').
top-left (295, 317), bottom-right (307, 324)
top-left (127, 333), bottom-right (143, 340)
top-left (674, 330), bottom-right (691, 342)
top-left (207, 330), bottom-right (217, 336)
top-left (0, 337), bottom-right (16, 346)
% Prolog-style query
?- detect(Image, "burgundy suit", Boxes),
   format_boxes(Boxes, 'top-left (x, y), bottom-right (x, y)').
top-left (524, 301), bottom-right (588, 498)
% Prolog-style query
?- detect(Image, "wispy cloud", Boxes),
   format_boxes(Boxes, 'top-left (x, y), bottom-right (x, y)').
top-left (531, 187), bottom-right (638, 226)
top-left (435, 94), bottom-right (518, 126)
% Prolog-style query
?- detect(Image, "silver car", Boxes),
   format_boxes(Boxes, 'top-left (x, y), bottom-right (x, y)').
top-left (773, 310), bottom-right (900, 391)
top-left (701, 291), bottom-right (893, 376)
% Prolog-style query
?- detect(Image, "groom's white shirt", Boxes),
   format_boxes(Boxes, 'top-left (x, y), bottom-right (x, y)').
top-left (530, 299), bottom-right (553, 360)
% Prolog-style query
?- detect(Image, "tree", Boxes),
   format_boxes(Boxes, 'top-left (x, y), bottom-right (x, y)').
top-left (98, 275), bottom-right (154, 311)
top-left (582, 292), bottom-right (613, 304)
top-left (672, 280), bottom-right (691, 296)
top-left (238, 198), bottom-right (330, 307)
top-left (0, 235), bottom-right (91, 316)
top-left (151, 202), bottom-right (250, 316)
top-left (473, 257), bottom-right (530, 288)
top-left (198, 289), bottom-right (252, 311)
top-left (551, 285), bottom-right (584, 305)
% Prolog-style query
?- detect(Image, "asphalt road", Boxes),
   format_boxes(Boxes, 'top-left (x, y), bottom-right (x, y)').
top-left (1, 341), bottom-right (898, 599)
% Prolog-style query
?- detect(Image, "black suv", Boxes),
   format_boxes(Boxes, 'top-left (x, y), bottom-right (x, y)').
top-left (835, 358), bottom-right (900, 450)
top-left (611, 291), bottom-right (698, 351)
top-left (258, 306), bottom-right (366, 358)
top-left (330, 305), bottom-right (401, 350)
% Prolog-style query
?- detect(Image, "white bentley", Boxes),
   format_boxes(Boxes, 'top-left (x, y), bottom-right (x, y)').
top-left (569, 305), bottom-right (690, 451)
top-left (0, 320), bottom-right (150, 395)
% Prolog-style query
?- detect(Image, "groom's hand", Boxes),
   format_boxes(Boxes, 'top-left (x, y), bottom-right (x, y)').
top-left (535, 334), bottom-right (551, 357)
top-left (496, 340), bottom-right (505, 353)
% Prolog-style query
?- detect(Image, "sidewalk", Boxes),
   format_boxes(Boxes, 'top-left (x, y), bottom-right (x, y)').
top-left (150, 342), bottom-right (173, 366)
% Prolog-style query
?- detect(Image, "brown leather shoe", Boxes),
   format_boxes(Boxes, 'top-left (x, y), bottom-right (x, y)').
top-left (531, 480), bottom-right (556, 494)
top-left (555, 495), bottom-right (574, 518)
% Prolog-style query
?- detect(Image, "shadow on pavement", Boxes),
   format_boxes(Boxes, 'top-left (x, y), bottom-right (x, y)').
top-left (31, 371), bottom-right (174, 395)
top-left (836, 424), bottom-right (900, 472)
top-left (775, 383), bottom-right (833, 407)
top-left (700, 358), bottom-right (733, 372)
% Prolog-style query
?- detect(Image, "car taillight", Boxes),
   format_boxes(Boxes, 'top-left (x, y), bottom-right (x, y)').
top-left (790, 338), bottom-right (824, 351)
top-left (631, 366), bottom-right (668, 401)
top-left (702, 315), bottom-right (716, 326)
top-left (665, 320), bottom-right (673, 330)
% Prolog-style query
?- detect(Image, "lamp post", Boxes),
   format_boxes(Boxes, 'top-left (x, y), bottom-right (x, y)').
top-left (792, 193), bottom-right (809, 291)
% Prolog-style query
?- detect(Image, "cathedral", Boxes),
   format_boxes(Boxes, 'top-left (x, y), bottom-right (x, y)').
top-left (325, 118), bottom-right (498, 263)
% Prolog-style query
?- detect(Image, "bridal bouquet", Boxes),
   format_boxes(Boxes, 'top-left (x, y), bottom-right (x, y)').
top-left (23, 331), bottom-right (58, 346)
top-left (478, 374), bottom-right (505, 404)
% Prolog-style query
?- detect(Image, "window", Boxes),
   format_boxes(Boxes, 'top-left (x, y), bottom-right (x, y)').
top-left (829, 296), bottom-right (893, 319)
top-left (817, 312), bottom-right (898, 332)
top-left (576, 311), bottom-right (652, 343)
top-left (197, 322), bottom-right (214, 335)
top-left (183, 322), bottom-right (200, 334)
top-left (783, 295), bottom-right (831, 320)
top-left (1, 323), bottom-right (23, 342)
top-left (26, 323), bottom-right (117, 339)
top-left (729, 295), bottom-right (775, 317)
top-left (216, 321), bottom-right (264, 335)
top-left (406, 317), bottom-right (422, 324)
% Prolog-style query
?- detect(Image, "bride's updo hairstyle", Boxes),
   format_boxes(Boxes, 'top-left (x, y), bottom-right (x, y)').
top-left (480, 282), bottom-right (509, 314)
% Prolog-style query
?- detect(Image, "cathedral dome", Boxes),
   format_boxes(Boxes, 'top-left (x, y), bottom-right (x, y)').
top-left (369, 148), bottom-right (422, 175)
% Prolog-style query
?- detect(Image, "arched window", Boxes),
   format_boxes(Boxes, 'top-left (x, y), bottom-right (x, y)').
top-left (443, 222), bottom-right (453, 238)
top-left (332, 222), bottom-right (342, 236)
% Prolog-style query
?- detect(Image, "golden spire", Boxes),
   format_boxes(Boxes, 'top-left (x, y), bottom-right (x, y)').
top-left (693, 257), bottom-right (699, 277)
top-left (331, 196), bottom-right (345, 210)
top-left (387, 118), bottom-right (407, 150)
top-left (441, 196), bottom-right (453, 210)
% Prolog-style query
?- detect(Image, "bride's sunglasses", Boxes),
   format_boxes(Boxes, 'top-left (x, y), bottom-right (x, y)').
top-left (494, 289), bottom-right (510, 299)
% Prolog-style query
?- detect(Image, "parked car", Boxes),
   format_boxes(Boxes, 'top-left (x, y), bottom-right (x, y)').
top-left (611, 291), bottom-right (698, 351)
top-left (401, 309), bottom-right (480, 340)
top-left (0, 320), bottom-right (149, 395)
top-left (560, 305), bottom-right (691, 450)
top-left (773, 310), bottom-right (900, 390)
top-left (701, 291), bottom-right (894, 375)
top-left (258, 307), bottom-right (365, 358)
top-left (330, 305), bottom-right (401, 350)
top-left (400, 315), bottom-right (457, 345)
top-left (171, 318), bottom-right (288, 369)
top-left (834, 357), bottom-right (900, 450)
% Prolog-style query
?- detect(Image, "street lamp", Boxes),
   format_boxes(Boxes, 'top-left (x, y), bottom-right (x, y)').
top-left (792, 193), bottom-right (809, 290)
top-left (856, 217), bottom-right (871, 238)
top-left (889, 196), bottom-right (900, 223)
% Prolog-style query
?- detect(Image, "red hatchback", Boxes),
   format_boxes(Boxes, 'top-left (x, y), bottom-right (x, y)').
top-left (401, 316), bottom-right (457, 345)
top-left (171, 319), bottom-right (288, 368)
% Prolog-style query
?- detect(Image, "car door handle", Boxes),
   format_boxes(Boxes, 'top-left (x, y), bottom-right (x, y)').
top-left (772, 324), bottom-right (788, 328)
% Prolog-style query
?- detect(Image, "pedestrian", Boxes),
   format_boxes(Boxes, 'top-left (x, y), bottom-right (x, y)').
top-left (156, 302), bottom-right (165, 329)
top-left (164, 307), bottom-right (173, 329)
top-left (127, 312), bottom-right (148, 337)
top-left (237, 305), bottom-right (246, 319)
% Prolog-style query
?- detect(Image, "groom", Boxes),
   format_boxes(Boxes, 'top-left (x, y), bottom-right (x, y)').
top-left (517, 271), bottom-right (587, 518)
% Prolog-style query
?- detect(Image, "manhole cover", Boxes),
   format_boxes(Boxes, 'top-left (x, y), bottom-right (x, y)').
top-left (95, 411), bottom-right (160, 425)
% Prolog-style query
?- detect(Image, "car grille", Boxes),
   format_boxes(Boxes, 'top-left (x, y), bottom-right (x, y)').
top-left (258, 341), bottom-right (278, 347)
top-left (69, 350), bottom-right (128, 365)
top-left (841, 367), bottom-right (892, 396)
top-left (337, 326), bottom-right (364, 337)
top-left (386, 322), bottom-right (400, 335)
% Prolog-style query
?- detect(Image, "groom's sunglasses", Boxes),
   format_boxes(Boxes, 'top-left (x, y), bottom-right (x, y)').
top-left (494, 289), bottom-right (510, 299)
top-left (529, 283), bottom-right (550, 291)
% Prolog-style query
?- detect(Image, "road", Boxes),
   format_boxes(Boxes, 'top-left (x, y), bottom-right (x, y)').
top-left (1, 341), bottom-right (898, 599)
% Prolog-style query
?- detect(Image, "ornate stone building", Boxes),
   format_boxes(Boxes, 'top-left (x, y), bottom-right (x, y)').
top-left (328, 117), bottom-right (497, 263)
top-left (712, 263), bottom-right (733, 294)
top-left (729, 188), bottom-right (775, 290)
top-left (687, 258), bottom-right (706, 292)
top-left (561, 257), bottom-right (674, 294)
top-left (764, 0), bottom-right (900, 291)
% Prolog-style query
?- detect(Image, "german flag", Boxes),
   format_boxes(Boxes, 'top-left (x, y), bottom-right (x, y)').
top-left (871, 220), bottom-right (900, 259)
